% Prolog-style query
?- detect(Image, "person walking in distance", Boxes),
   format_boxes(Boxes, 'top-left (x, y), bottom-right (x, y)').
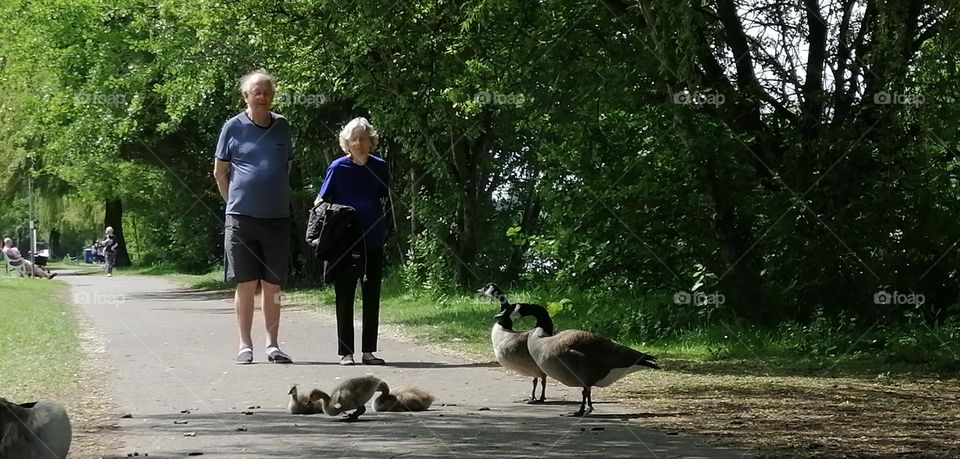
top-left (102, 227), bottom-right (119, 277)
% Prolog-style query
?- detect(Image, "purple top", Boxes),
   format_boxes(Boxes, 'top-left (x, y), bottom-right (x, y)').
top-left (318, 155), bottom-right (390, 248)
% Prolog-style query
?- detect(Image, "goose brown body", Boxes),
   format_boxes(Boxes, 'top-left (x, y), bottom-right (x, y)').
top-left (480, 283), bottom-right (551, 403)
top-left (518, 304), bottom-right (659, 416)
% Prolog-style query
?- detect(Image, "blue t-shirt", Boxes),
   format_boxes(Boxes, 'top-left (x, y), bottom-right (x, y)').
top-left (214, 112), bottom-right (293, 218)
top-left (318, 155), bottom-right (390, 248)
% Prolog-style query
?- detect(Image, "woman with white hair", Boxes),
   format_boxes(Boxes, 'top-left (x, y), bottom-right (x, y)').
top-left (316, 117), bottom-right (392, 366)
top-left (101, 226), bottom-right (119, 277)
top-left (214, 69), bottom-right (295, 364)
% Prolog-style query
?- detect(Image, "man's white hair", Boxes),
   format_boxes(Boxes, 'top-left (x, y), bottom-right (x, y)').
top-left (240, 69), bottom-right (275, 94)
top-left (338, 117), bottom-right (379, 153)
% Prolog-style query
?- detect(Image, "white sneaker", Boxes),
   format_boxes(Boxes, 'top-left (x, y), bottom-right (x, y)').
top-left (107, 273), bottom-right (113, 277)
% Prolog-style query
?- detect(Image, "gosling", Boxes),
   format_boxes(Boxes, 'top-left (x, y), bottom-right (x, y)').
top-left (287, 385), bottom-right (325, 415)
top-left (374, 387), bottom-right (435, 412)
top-left (314, 376), bottom-right (389, 421)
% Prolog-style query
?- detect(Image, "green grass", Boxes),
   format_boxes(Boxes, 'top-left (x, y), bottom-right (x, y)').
top-left (0, 277), bottom-right (81, 401)
top-left (288, 278), bottom-right (498, 359)
top-left (119, 263), bottom-right (229, 290)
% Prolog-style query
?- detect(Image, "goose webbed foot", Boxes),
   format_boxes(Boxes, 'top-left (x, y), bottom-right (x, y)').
top-left (566, 388), bottom-right (592, 416)
top-left (521, 378), bottom-right (547, 404)
top-left (341, 406), bottom-right (366, 422)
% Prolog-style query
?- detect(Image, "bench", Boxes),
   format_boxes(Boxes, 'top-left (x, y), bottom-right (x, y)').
top-left (63, 253), bottom-right (81, 265)
top-left (2, 251), bottom-right (27, 277)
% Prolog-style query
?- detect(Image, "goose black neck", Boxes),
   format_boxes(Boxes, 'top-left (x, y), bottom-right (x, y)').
top-left (495, 313), bottom-right (514, 331)
top-left (496, 293), bottom-right (510, 309)
top-left (528, 305), bottom-right (554, 335)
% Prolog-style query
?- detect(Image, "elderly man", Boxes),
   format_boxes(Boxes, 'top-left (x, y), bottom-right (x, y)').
top-left (214, 69), bottom-right (294, 364)
top-left (2, 238), bottom-right (56, 279)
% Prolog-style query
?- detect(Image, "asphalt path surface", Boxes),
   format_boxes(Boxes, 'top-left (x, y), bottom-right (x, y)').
top-left (60, 271), bottom-right (751, 458)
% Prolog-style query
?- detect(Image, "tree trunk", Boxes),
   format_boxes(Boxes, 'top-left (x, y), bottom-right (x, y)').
top-left (289, 160), bottom-right (318, 286)
top-left (409, 168), bottom-right (418, 239)
top-left (103, 199), bottom-right (132, 267)
top-left (50, 227), bottom-right (61, 258)
top-left (455, 193), bottom-right (480, 288)
top-left (448, 112), bottom-right (496, 289)
top-left (674, 115), bottom-right (770, 323)
top-left (505, 185), bottom-right (541, 282)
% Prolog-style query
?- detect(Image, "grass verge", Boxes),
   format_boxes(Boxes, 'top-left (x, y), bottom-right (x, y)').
top-left (118, 263), bottom-right (228, 290)
top-left (0, 277), bottom-right (80, 401)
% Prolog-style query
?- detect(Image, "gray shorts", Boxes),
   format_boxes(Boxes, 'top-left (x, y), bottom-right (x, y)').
top-left (224, 214), bottom-right (291, 286)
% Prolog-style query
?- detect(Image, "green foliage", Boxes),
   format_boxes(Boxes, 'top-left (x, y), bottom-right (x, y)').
top-left (1, 0), bottom-right (959, 338)
top-left (401, 231), bottom-right (457, 297)
top-left (776, 310), bottom-right (960, 369)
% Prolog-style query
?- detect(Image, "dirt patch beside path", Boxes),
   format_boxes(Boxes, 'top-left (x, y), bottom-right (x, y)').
top-left (64, 314), bottom-right (123, 458)
top-left (607, 361), bottom-right (960, 458)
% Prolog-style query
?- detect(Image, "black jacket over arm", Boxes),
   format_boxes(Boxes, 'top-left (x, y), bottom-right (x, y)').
top-left (306, 202), bottom-right (364, 283)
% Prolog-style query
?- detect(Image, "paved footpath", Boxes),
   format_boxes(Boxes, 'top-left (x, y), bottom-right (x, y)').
top-left (60, 271), bottom-right (751, 458)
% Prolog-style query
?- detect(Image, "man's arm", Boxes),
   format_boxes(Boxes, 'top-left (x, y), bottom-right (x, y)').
top-left (214, 159), bottom-right (231, 202)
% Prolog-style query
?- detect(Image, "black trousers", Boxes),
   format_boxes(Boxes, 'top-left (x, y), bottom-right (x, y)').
top-left (105, 252), bottom-right (117, 274)
top-left (334, 249), bottom-right (384, 355)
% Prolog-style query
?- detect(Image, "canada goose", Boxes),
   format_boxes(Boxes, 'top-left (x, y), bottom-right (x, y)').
top-left (313, 376), bottom-right (389, 421)
top-left (478, 283), bottom-right (550, 403)
top-left (515, 304), bottom-right (660, 416)
top-left (0, 397), bottom-right (72, 459)
top-left (287, 385), bottom-right (325, 415)
top-left (374, 387), bottom-right (435, 412)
